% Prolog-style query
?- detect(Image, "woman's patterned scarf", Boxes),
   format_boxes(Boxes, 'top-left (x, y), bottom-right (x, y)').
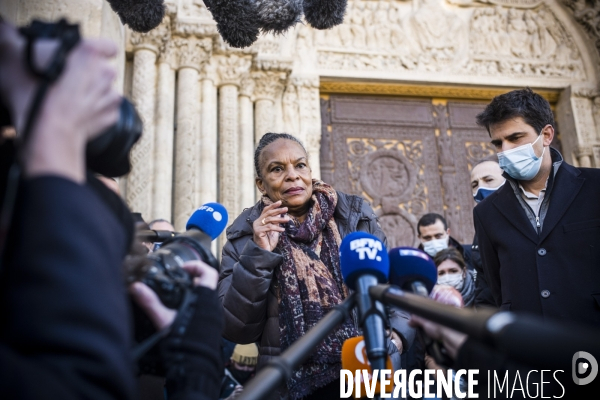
top-left (262, 180), bottom-right (359, 399)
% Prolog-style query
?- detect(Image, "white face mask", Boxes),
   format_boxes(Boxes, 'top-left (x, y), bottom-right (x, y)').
top-left (438, 272), bottom-right (465, 291)
top-left (498, 133), bottom-right (545, 181)
top-left (422, 237), bottom-right (448, 257)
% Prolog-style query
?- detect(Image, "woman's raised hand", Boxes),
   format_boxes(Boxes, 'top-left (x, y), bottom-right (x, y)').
top-left (253, 200), bottom-right (289, 252)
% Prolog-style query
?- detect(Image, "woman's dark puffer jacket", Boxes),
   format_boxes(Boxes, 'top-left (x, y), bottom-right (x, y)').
top-left (218, 191), bottom-right (415, 372)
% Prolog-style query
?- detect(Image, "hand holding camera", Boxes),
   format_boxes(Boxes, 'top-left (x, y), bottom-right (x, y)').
top-left (130, 259), bottom-right (218, 330)
top-left (0, 21), bottom-right (121, 183)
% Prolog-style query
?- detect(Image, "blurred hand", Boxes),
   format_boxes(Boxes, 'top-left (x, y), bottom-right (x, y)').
top-left (409, 315), bottom-right (467, 359)
top-left (129, 260), bottom-right (218, 330)
top-left (0, 21), bottom-right (121, 182)
top-left (252, 200), bottom-right (289, 252)
top-left (224, 385), bottom-right (244, 400)
top-left (390, 330), bottom-right (403, 354)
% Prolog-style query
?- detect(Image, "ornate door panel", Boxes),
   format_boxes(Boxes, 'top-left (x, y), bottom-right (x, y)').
top-left (320, 95), bottom-right (491, 247)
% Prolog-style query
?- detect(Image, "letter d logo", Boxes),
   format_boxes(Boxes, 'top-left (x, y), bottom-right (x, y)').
top-left (572, 351), bottom-right (598, 385)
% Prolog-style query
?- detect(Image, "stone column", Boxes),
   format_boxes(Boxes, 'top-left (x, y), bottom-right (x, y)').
top-left (218, 55), bottom-right (251, 223)
top-left (575, 146), bottom-right (593, 168)
top-left (239, 76), bottom-right (256, 210)
top-left (199, 61), bottom-right (219, 206)
top-left (172, 37), bottom-right (211, 231)
top-left (556, 87), bottom-right (599, 167)
top-left (152, 39), bottom-right (176, 221)
top-left (127, 32), bottom-right (161, 220)
top-left (293, 75), bottom-right (322, 180)
top-left (253, 71), bottom-right (286, 145)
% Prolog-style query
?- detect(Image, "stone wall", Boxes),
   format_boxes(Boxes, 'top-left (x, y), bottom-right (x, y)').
top-left (4, 0), bottom-right (599, 234)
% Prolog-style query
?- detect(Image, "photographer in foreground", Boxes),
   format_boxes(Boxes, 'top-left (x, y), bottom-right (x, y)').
top-left (0, 19), bottom-right (222, 400)
top-left (0, 19), bottom-right (135, 399)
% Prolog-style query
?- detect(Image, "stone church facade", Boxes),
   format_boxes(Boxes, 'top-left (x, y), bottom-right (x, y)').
top-left (3, 0), bottom-right (600, 246)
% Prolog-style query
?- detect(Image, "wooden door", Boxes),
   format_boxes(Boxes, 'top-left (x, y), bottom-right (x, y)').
top-left (320, 95), bottom-right (493, 247)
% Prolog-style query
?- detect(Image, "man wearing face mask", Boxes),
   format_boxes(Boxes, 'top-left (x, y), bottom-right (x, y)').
top-left (416, 213), bottom-right (474, 271)
top-left (473, 88), bottom-right (600, 327)
top-left (469, 155), bottom-right (505, 307)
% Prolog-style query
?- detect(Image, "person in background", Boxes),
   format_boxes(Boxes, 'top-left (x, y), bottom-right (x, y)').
top-left (417, 213), bottom-right (474, 270)
top-left (218, 132), bottom-right (410, 399)
top-left (149, 218), bottom-right (175, 232)
top-left (469, 155), bottom-right (505, 308)
top-left (474, 88), bottom-right (600, 326)
top-left (433, 248), bottom-right (476, 307)
top-left (470, 154), bottom-right (505, 204)
top-left (219, 343), bottom-right (258, 400)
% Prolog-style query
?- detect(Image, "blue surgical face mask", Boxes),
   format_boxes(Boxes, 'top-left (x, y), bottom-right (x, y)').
top-left (497, 133), bottom-right (545, 181)
top-left (473, 181), bottom-right (505, 203)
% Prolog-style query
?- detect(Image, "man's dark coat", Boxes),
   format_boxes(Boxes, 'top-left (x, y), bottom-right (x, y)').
top-left (473, 158), bottom-right (600, 327)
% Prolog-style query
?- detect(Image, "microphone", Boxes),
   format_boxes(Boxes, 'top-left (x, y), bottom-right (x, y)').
top-left (340, 232), bottom-right (389, 373)
top-left (388, 247), bottom-right (456, 366)
top-left (203, 0), bottom-right (260, 48)
top-left (303, 0), bottom-right (348, 30)
top-left (106, 0), bottom-right (166, 33)
top-left (388, 247), bottom-right (437, 297)
top-left (256, 0), bottom-right (302, 35)
top-left (186, 202), bottom-right (228, 240)
top-left (341, 336), bottom-right (393, 399)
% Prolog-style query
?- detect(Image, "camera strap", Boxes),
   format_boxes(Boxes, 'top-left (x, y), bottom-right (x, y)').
top-left (131, 287), bottom-right (199, 361)
top-left (0, 20), bottom-right (80, 265)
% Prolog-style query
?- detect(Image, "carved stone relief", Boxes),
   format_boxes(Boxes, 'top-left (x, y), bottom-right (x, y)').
top-left (467, 5), bottom-right (584, 78)
top-left (303, 0), bottom-right (585, 80)
top-left (563, 0), bottom-right (600, 58)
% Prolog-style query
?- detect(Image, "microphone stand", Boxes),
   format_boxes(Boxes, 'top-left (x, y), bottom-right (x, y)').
top-left (370, 284), bottom-right (600, 370)
top-left (238, 294), bottom-right (356, 400)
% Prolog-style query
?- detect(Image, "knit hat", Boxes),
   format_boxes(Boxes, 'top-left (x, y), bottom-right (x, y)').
top-left (231, 343), bottom-right (259, 366)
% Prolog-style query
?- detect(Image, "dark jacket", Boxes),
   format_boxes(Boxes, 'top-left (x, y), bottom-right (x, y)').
top-left (0, 177), bottom-right (136, 400)
top-left (470, 234), bottom-right (495, 307)
top-left (473, 157), bottom-right (600, 327)
top-left (218, 192), bottom-right (414, 370)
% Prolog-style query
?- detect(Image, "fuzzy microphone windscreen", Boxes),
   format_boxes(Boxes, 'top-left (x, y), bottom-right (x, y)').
top-left (107, 0), bottom-right (166, 33)
top-left (255, 0), bottom-right (303, 34)
top-left (303, 0), bottom-right (347, 29)
top-left (203, 0), bottom-right (261, 48)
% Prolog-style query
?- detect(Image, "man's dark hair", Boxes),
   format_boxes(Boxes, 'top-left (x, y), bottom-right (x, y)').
top-left (417, 213), bottom-right (448, 234)
top-left (476, 88), bottom-right (555, 136)
top-left (472, 153), bottom-right (499, 169)
top-left (254, 132), bottom-right (306, 178)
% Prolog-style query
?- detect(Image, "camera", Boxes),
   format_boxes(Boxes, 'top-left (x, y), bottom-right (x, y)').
top-left (14, 19), bottom-right (143, 178)
top-left (130, 230), bottom-right (219, 308)
top-left (125, 229), bottom-right (219, 375)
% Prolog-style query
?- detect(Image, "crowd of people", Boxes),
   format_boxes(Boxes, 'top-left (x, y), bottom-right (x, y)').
top-left (1, 13), bottom-right (599, 400)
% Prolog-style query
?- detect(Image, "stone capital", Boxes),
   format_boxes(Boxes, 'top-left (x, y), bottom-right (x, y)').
top-left (130, 16), bottom-right (171, 53)
top-left (252, 70), bottom-right (287, 101)
top-left (572, 85), bottom-right (600, 99)
top-left (218, 55), bottom-right (252, 86)
top-left (201, 59), bottom-right (220, 83)
top-left (240, 75), bottom-right (256, 98)
top-left (174, 36), bottom-right (212, 70)
top-left (575, 145), bottom-right (594, 158)
top-left (290, 75), bottom-right (320, 89)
